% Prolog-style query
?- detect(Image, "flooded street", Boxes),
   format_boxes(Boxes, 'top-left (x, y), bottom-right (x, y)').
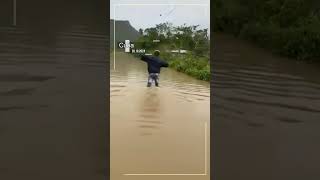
top-left (213, 33), bottom-right (320, 180)
top-left (0, 1), bottom-right (108, 179)
top-left (110, 52), bottom-right (210, 180)
top-left (0, 25), bottom-right (108, 180)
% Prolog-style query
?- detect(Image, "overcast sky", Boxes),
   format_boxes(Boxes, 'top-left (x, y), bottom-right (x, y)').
top-left (110, 0), bottom-right (210, 31)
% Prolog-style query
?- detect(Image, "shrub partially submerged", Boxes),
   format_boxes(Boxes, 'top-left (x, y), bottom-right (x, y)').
top-left (162, 53), bottom-right (210, 81)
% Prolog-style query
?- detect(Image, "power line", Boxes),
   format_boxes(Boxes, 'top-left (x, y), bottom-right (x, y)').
top-left (159, 5), bottom-right (176, 21)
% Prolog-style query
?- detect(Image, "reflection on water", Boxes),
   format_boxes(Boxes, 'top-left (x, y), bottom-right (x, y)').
top-left (137, 89), bottom-right (162, 136)
top-left (110, 52), bottom-right (210, 180)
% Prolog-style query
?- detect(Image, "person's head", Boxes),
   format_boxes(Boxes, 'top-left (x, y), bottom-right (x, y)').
top-left (153, 50), bottom-right (160, 57)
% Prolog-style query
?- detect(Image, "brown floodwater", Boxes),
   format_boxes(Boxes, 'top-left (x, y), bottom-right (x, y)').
top-left (0, 2), bottom-right (108, 179)
top-left (110, 52), bottom-right (210, 180)
top-left (213, 33), bottom-right (320, 180)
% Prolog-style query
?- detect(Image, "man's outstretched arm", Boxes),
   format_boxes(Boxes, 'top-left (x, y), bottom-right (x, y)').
top-left (140, 54), bottom-right (149, 62)
top-left (161, 60), bottom-right (169, 67)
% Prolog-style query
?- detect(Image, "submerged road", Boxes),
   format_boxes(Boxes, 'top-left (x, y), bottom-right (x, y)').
top-left (110, 52), bottom-right (210, 180)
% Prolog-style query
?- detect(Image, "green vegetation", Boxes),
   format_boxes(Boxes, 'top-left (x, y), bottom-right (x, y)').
top-left (213, 0), bottom-right (320, 60)
top-left (135, 23), bottom-right (210, 81)
top-left (162, 52), bottom-right (210, 81)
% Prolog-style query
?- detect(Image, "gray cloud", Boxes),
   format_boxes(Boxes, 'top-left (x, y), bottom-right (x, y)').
top-left (111, 0), bottom-right (210, 31)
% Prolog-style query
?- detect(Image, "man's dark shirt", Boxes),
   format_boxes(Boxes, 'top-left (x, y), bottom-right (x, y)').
top-left (141, 55), bottom-right (169, 73)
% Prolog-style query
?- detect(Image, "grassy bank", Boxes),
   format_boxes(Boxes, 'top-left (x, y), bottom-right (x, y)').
top-left (213, 0), bottom-right (320, 61)
top-left (161, 52), bottom-right (210, 81)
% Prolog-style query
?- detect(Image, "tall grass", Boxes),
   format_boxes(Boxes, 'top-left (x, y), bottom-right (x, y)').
top-left (161, 52), bottom-right (210, 81)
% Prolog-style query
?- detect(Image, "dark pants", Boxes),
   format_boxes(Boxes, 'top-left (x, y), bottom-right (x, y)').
top-left (147, 73), bottom-right (159, 87)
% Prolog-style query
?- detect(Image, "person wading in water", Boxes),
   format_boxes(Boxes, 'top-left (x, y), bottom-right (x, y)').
top-left (140, 50), bottom-right (169, 87)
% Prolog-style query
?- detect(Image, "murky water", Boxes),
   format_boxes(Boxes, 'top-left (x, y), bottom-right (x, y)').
top-left (213, 33), bottom-right (320, 180)
top-left (110, 52), bottom-right (210, 180)
top-left (0, 2), bottom-right (108, 178)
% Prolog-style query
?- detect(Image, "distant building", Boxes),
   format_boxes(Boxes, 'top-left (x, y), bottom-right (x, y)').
top-left (179, 50), bottom-right (188, 54)
top-left (168, 50), bottom-right (188, 54)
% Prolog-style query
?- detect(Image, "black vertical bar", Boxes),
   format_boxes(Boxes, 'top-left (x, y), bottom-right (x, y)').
top-left (13, 0), bottom-right (16, 26)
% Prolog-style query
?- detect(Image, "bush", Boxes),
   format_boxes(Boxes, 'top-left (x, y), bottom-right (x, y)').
top-left (213, 0), bottom-right (320, 61)
top-left (162, 53), bottom-right (210, 81)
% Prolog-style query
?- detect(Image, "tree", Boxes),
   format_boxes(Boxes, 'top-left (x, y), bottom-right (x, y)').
top-left (193, 29), bottom-right (209, 56)
top-left (144, 27), bottom-right (158, 40)
top-left (139, 28), bottom-right (143, 35)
